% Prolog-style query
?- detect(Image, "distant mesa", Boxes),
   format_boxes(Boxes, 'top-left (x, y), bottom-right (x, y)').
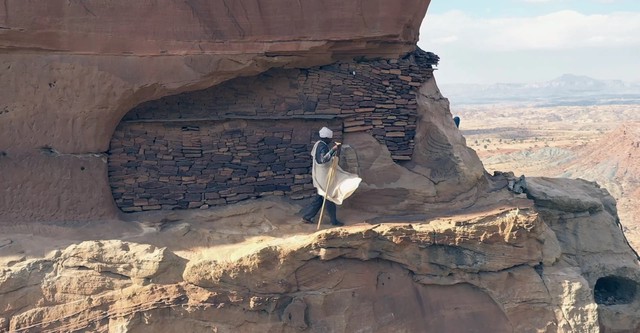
top-left (560, 123), bottom-right (640, 192)
top-left (441, 74), bottom-right (640, 106)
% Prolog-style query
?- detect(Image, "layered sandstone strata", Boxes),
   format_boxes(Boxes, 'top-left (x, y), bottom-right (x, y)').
top-left (1, 178), bottom-right (639, 332)
top-left (1, 1), bottom-right (640, 332)
top-left (107, 51), bottom-right (442, 212)
top-left (0, 0), bottom-right (433, 222)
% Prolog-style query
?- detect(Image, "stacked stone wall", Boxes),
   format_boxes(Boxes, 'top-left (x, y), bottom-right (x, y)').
top-left (108, 50), bottom-right (438, 211)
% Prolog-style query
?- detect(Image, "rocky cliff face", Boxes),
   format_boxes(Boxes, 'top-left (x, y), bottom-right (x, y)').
top-left (1, 1), bottom-right (640, 332)
top-left (1, 179), bottom-right (639, 332)
top-left (0, 0), bottom-right (431, 222)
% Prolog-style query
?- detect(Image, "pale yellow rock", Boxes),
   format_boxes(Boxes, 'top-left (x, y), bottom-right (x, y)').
top-left (0, 1), bottom-right (639, 332)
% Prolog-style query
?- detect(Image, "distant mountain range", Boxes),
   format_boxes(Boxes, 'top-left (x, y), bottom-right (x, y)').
top-left (440, 74), bottom-right (640, 106)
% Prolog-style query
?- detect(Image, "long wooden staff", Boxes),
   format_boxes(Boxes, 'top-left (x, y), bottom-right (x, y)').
top-left (316, 154), bottom-right (339, 230)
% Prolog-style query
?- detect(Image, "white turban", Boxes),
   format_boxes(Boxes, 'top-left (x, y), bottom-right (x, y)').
top-left (319, 127), bottom-right (333, 139)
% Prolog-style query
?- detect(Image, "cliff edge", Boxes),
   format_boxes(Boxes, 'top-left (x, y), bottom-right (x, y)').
top-left (1, 1), bottom-right (639, 332)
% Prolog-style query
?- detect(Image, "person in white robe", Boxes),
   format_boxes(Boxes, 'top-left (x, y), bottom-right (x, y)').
top-left (300, 127), bottom-right (361, 226)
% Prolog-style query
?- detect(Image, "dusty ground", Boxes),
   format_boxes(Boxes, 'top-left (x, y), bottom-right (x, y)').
top-left (0, 189), bottom-right (531, 268)
top-left (2, 103), bottom-right (637, 263)
top-left (455, 103), bottom-right (640, 250)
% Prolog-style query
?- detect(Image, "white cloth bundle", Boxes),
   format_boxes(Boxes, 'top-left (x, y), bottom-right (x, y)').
top-left (311, 141), bottom-right (362, 205)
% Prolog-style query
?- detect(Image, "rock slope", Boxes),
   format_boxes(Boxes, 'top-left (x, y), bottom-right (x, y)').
top-left (1, 177), bottom-right (639, 332)
top-left (1, 1), bottom-right (639, 332)
top-left (0, 0), bottom-right (431, 222)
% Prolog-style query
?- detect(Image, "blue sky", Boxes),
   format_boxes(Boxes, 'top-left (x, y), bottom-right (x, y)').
top-left (418, 0), bottom-right (640, 84)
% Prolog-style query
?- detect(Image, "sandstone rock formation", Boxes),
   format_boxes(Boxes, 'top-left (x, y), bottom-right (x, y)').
top-left (105, 50), bottom-right (445, 213)
top-left (1, 0), bottom-right (640, 332)
top-left (2, 178), bottom-right (639, 332)
top-left (0, 0), bottom-right (431, 222)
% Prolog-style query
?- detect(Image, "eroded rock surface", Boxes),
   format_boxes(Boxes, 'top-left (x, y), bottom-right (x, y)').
top-left (0, 0), bottom-right (431, 222)
top-left (1, 180), bottom-right (639, 332)
top-left (1, 1), bottom-right (639, 332)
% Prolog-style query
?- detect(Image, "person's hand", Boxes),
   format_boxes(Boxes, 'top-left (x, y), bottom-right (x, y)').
top-left (332, 143), bottom-right (342, 156)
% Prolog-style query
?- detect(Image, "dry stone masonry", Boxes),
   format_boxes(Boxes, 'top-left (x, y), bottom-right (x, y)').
top-left (108, 50), bottom-right (439, 212)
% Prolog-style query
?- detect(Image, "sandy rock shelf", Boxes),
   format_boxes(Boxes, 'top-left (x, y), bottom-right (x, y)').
top-left (1, 179), bottom-right (639, 332)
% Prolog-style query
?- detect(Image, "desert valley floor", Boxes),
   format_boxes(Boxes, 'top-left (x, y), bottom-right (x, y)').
top-left (456, 102), bottom-right (640, 250)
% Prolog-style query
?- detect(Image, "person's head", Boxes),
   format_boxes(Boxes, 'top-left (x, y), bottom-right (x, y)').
top-left (319, 126), bottom-right (333, 143)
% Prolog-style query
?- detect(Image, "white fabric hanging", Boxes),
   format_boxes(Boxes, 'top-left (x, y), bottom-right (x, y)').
top-left (311, 141), bottom-right (362, 205)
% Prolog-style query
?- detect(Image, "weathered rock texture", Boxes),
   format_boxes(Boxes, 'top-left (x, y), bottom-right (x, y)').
top-left (108, 51), bottom-right (441, 212)
top-left (0, 0), bottom-right (432, 222)
top-left (1, 179), bottom-right (639, 332)
top-left (0, 0), bottom-right (428, 56)
top-left (2, 1), bottom-right (640, 332)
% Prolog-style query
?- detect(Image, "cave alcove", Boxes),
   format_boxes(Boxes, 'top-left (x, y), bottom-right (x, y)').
top-left (594, 275), bottom-right (638, 306)
top-left (107, 51), bottom-right (437, 213)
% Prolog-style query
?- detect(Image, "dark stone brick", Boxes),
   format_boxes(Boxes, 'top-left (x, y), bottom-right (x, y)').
top-left (259, 153), bottom-right (278, 163)
top-left (184, 193), bottom-right (202, 201)
top-left (234, 185), bottom-right (255, 194)
top-left (159, 199), bottom-right (178, 205)
top-left (271, 164), bottom-right (286, 172)
top-left (175, 160), bottom-right (194, 166)
top-left (212, 154), bottom-right (233, 162)
top-left (109, 51), bottom-right (429, 212)
top-left (226, 194), bottom-right (251, 203)
top-left (256, 185), bottom-right (276, 192)
top-left (187, 184), bottom-right (207, 192)
top-left (227, 163), bottom-right (248, 170)
top-left (263, 137), bottom-right (283, 145)
top-left (139, 181), bottom-right (164, 189)
top-left (290, 168), bottom-right (308, 175)
top-left (303, 100), bottom-right (317, 112)
top-left (147, 188), bottom-right (170, 194)
top-left (205, 199), bottom-right (227, 205)
top-left (162, 193), bottom-right (184, 200)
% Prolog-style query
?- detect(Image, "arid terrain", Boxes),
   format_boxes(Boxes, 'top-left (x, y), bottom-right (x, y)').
top-left (3, 1), bottom-right (640, 330)
top-left (455, 102), bottom-right (640, 250)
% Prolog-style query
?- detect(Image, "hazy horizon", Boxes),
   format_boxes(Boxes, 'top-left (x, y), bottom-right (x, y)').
top-left (439, 73), bottom-right (640, 86)
top-left (418, 0), bottom-right (640, 85)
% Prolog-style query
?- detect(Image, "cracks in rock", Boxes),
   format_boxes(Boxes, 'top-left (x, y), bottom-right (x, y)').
top-left (0, 237), bottom-right (12, 249)
top-left (72, 265), bottom-right (91, 271)
top-left (295, 0), bottom-right (303, 20)
top-left (416, 263), bottom-right (540, 284)
top-left (0, 280), bottom-right (42, 297)
top-left (63, 264), bottom-right (132, 280)
top-left (375, 271), bottom-right (391, 289)
top-left (532, 263), bottom-right (571, 331)
top-left (39, 145), bottom-right (58, 156)
top-left (357, 0), bottom-right (368, 29)
top-left (401, 164), bottom-right (439, 185)
top-left (613, 216), bottom-right (640, 260)
top-left (1, 0), bottom-right (8, 23)
top-left (183, 0), bottom-right (219, 40)
top-left (37, 145), bottom-right (107, 160)
top-left (237, 0), bottom-right (251, 36)
top-left (418, 88), bottom-right (447, 102)
top-left (1, 261), bottom-right (53, 296)
top-left (292, 265), bottom-right (303, 293)
top-left (98, 270), bottom-right (132, 281)
top-left (9, 290), bottom-right (189, 333)
top-left (74, 0), bottom-right (97, 17)
top-left (222, 0), bottom-right (245, 38)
